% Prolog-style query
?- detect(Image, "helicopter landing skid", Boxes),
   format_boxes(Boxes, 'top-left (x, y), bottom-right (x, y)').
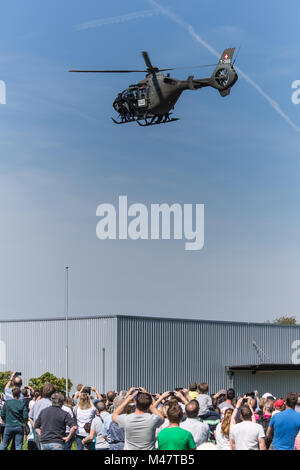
top-left (137, 116), bottom-right (179, 127)
top-left (112, 114), bottom-right (179, 126)
top-left (111, 117), bottom-right (137, 124)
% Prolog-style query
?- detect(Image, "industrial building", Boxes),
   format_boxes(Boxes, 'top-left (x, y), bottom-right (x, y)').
top-left (1, 315), bottom-right (300, 397)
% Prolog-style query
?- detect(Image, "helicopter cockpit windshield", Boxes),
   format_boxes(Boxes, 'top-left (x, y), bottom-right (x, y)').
top-left (113, 86), bottom-right (147, 122)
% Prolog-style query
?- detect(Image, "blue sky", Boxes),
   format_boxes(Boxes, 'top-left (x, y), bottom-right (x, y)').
top-left (0, 0), bottom-right (299, 322)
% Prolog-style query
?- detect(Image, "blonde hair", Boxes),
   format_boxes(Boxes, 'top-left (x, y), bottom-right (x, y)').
top-left (221, 408), bottom-right (233, 437)
top-left (77, 392), bottom-right (92, 410)
top-left (259, 398), bottom-right (266, 410)
top-left (159, 405), bottom-right (169, 418)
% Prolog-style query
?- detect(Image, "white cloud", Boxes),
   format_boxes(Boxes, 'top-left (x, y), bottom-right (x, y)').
top-left (75, 9), bottom-right (161, 31)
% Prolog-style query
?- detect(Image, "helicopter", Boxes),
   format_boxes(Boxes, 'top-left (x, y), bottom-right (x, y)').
top-left (69, 48), bottom-right (238, 126)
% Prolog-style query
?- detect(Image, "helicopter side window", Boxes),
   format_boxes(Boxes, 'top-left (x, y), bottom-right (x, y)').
top-left (137, 88), bottom-right (146, 108)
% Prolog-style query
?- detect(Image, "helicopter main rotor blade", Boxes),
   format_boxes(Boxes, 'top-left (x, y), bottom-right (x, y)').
top-left (142, 51), bottom-right (154, 70)
top-left (69, 64), bottom-right (219, 74)
top-left (69, 68), bottom-right (175, 73)
top-left (69, 69), bottom-right (149, 73)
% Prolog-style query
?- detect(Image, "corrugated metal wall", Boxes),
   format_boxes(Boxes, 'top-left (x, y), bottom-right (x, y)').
top-left (0, 317), bottom-right (117, 393)
top-left (1, 316), bottom-right (300, 397)
top-left (230, 371), bottom-right (300, 397)
top-left (117, 317), bottom-right (300, 396)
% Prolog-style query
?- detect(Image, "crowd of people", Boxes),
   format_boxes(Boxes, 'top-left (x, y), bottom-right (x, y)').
top-left (1, 371), bottom-right (300, 450)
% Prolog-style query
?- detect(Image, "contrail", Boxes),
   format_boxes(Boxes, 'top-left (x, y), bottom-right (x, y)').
top-left (75, 9), bottom-right (161, 31)
top-left (149, 0), bottom-right (300, 134)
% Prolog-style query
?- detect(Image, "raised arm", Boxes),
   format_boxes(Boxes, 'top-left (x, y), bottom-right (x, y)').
top-left (153, 391), bottom-right (170, 408)
top-left (230, 396), bottom-right (243, 428)
top-left (149, 398), bottom-right (165, 423)
top-left (112, 392), bottom-right (136, 424)
top-left (91, 386), bottom-right (102, 400)
top-left (125, 387), bottom-right (138, 398)
top-left (5, 371), bottom-right (16, 390)
top-left (247, 397), bottom-right (256, 423)
top-left (182, 389), bottom-right (193, 402)
top-left (174, 390), bottom-right (189, 406)
top-left (254, 390), bottom-right (260, 411)
top-left (213, 389), bottom-right (226, 399)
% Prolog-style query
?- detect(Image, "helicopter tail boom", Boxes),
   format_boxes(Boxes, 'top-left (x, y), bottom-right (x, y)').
top-left (186, 48), bottom-right (238, 94)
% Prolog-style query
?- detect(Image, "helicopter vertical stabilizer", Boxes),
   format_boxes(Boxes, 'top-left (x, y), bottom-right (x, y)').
top-left (219, 48), bottom-right (235, 65)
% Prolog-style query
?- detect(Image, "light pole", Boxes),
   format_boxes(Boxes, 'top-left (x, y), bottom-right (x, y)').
top-left (65, 266), bottom-right (69, 397)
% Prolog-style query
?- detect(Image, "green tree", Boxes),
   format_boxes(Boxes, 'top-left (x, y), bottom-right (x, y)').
top-left (28, 372), bottom-right (72, 394)
top-left (0, 371), bottom-right (13, 393)
top-left (273, 316), bottom-right (297, 325)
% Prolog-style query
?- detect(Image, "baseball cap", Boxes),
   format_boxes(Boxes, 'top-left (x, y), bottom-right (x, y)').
top-left (262, 392), bottom-right (276, 400)
top-left (274, 399), bottom-right (285, 408)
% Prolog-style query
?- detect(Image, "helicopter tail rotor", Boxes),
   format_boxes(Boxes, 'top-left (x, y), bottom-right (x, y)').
top-left (210, 48), bottom-right (238, 95)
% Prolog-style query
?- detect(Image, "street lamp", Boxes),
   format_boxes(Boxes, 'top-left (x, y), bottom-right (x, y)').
top-left (65, 266), bottom-right (69, 397)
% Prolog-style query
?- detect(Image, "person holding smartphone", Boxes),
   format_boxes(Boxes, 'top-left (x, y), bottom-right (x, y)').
top-left (5, 372), bottom-right (24, 401)
top-left (112, 387), bottom-right (164, 450)
top-left (229, 397), bottom-right (266, 450)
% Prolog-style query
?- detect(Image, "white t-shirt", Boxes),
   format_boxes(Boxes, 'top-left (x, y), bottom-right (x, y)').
top-left (28, 400), bottom-right (35, 412)
top-left (230, 421), bottom-right (265, 450)
top-left (180, 418), bottom-right (209, 447)
top-left (74, 406), bottom-right (97, 437)
top-left (215, 422), bottom-right (231, 450)
top-left (62, 405), bottom-right (74, 434)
